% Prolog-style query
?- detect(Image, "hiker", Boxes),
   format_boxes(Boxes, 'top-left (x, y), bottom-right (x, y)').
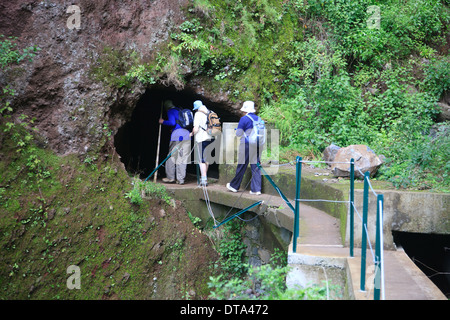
top-left (226, 101), bottom-right (262, 195)
top-left (191, 100), bottom-right (213, 187)
top-left (159, 100), bottom-right (192, 185)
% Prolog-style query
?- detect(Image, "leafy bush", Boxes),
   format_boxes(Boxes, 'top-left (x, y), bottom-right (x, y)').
top-left (0, 35), bottom-right (40, 68)
top-left (215, 221), bottom-right (248, 277)
top-left (377, 122), bottom-right (449, 191)
top-left (125, 178), bottom-right (173, 206)
top-left (305, 0), bottom-right (449, 67)
top-left (422, 56), bottom-right (450, 99)
top-left (208, 249), bottom-right (339, 300)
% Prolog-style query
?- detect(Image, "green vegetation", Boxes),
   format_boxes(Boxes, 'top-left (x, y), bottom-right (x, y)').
top-left (198, 220), bottom-right (334, 300)
top-left (0, 37), bottom-right (217, 299)
top-left (0, 126), bottom-right (218, 299)
top-left (208, 247), bottom-right (338, 300)
top-left (89, 1), bottom-right (449, 191)
top-left (0, 35), bottom-right (40, 68)
top-left (1, 0), bottom-right (449, 301)
top-left (169, 0), bottom-right (449, 191)
top-left (125, 177), bottom-right (173, 206)
top-left (212, 220), bottom-right (248, 277)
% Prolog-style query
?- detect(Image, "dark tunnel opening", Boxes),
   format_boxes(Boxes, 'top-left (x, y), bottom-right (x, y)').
top-left (114, 85), bottom-right (240, 181)
top-left (392, 231), bottom-right (450, 298)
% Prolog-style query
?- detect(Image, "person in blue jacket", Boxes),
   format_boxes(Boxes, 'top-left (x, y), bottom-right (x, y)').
top-left (159, 100), bottom-right (191, 184)
top-left (226, 101), bottom-right (262, 195)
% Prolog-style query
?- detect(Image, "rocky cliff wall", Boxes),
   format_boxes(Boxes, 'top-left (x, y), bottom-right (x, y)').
top-left (1, 0), bottom-right (230, 157)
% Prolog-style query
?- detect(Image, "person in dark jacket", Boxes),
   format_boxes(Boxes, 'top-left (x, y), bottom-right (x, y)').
top-left (159, 100), bottom-right (191, 184)
top-left (226, 101), bottom-right (262, 195)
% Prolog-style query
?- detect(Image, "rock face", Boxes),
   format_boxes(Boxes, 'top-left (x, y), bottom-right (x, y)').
top-left (0, 0), bottom-right (235, 156)
top-left (437, 102), bottom-right (450, 122)
top-left (437, 91), bottom-right (450, 122)
top-left (323, 144), bottom-right (341, 163)
top-left (329, 145), bottom-right (383, 178)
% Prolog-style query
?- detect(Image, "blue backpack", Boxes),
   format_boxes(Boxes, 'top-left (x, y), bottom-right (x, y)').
top-left (176, 108), bottom-right (194, 130)
top-left (244, 114), bottom-right (266, 145)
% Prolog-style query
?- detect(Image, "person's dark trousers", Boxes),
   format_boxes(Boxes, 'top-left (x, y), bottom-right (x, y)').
top-left (229, 141), bottom-right (261, 192)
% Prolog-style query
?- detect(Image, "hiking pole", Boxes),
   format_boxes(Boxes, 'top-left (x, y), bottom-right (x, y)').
top-left (154, 101), bottom-right (163, 183)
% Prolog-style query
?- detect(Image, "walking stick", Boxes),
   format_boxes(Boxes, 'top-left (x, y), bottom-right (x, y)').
top-left (154, 101), bottom-right (163, 183)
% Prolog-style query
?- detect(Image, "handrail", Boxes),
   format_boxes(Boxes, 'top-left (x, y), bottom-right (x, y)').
top-left (258, 156), bottom-right (385, 300)
top-left (144, 146), bottom-right (179, 182)
top-left (292, 157), bottom-right (385, 300)
top-left (293, 156), bottom-right (301, 253)
top-left (349, 163), bottom-right (385, 300)
top-left (257, 163), bottom-right (295, 213)
top-left (213, 201), bottom-right (263, 229)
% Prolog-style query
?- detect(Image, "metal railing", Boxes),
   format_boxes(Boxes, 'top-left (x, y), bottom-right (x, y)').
top-left (260, 156), bottom-right (385, 300)
top-left (350, 162), bottom-right (385, 300)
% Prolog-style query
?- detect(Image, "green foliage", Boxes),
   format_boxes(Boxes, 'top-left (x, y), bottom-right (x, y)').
top-left (187, 211), bottom-right (202, 228)
top-left (124, 183), bottom-right (143, 205)
top-left (0, 35), bottom-right (40, 68)
top-left (169, 0), bottom-right (305, 104)
top-left (215, 220), bottom-right (248, 277)
top-left (256, 0), bottom-right (448, 191)
top-left (125, 64), bottom-right (156, 86)
top-left (305, 0), bottom-right (449, 67)
top-left (125, 178), bottom-right (173, 206)
top-left (89, 47), bottom-right (139, 88)
top-left (377, 122), bottom-right (450, 191)
top-left (285, 37), bottom-right (346, 86)
top-left (422, 56), bottom-right (450, 99)
top-left (208, 249), bottom-right (338, 300)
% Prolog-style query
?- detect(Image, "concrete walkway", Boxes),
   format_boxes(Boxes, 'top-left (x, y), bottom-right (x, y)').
top-left (164, 178), bottom-right (446, 300)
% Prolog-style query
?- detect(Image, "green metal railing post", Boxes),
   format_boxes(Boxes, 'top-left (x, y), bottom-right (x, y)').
top-left (213, 201), bottom-right (262, 229)
top-left (349, 158), bottom-right (355, 257)
top-left (145, 146), bottom-right (179, 182)
top-left (374, 194), bottom-right (384, 300)
top-left (360, 171), bottom-right (370, 292)
top-left (257, 163), bottom-right (295, 213)
top-left (293, 156), bottom-right (302, 253)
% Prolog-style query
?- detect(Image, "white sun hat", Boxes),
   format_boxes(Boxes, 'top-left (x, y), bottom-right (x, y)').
top-left (240, 101), bottom-right (256, 113)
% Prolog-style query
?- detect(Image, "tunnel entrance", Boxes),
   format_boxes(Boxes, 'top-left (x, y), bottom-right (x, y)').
top-left (114, 85), bottom-right (240, 181)
top-left (392, 231), bottom-right (450, 298)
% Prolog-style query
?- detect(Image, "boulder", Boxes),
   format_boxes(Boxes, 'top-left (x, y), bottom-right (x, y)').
top-left (436, 102), bottom-right (450, 122)
top-left (330, 145), bottom-right (383, 178)
top-left (323, 144), bottom-right (341, 163)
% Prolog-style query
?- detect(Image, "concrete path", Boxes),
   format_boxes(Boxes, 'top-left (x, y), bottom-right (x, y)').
top-left (164, 179), bottom-right (447, 300)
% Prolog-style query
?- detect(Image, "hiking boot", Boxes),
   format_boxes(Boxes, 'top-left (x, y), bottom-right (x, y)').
top-left (226, 183), bottom-right (237, 193)
top-left (250, 191), bottom-right (261, 195)
top-left (162, 178), bottom-right (175, 183)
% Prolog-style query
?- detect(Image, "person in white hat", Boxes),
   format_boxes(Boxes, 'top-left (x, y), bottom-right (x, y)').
top-left (191, 100), bottom-right (213, 186)
top-left (226, 101), bottom-right (262, 195)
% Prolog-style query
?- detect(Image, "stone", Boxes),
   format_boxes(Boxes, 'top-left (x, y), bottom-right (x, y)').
top-left (323, 144), bottom-right (341, 163)
top-left (436, 102), bottom-right (450, 122)
top-left (330, 145), bottom-right (383, 178)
